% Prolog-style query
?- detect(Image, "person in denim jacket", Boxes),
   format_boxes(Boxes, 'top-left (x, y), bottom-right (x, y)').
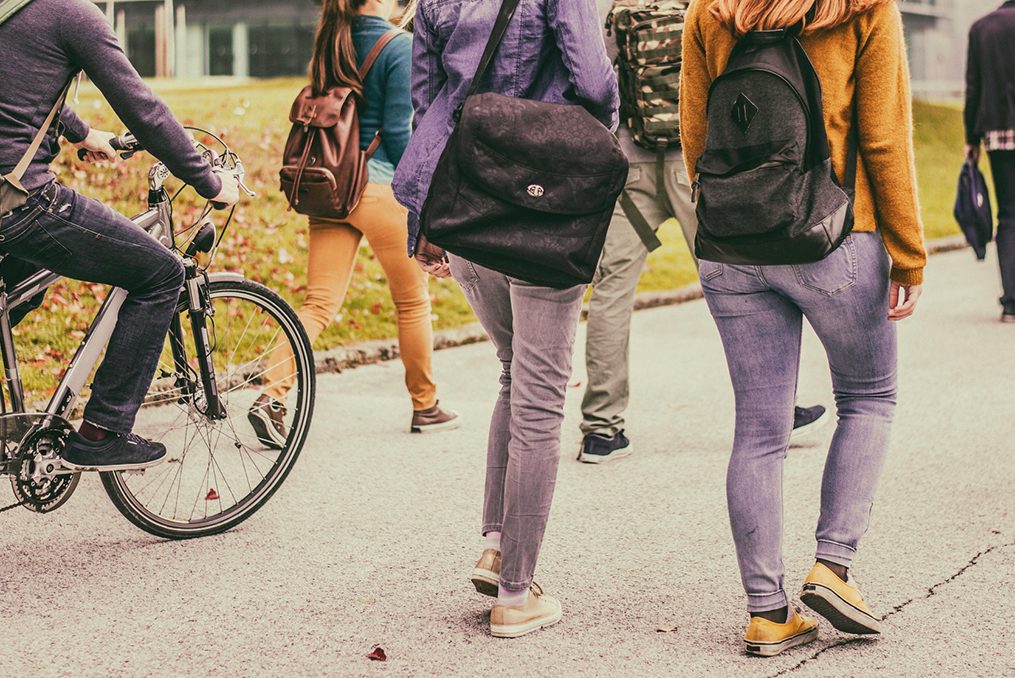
top-left (393, 0), bottom-right (618, 638)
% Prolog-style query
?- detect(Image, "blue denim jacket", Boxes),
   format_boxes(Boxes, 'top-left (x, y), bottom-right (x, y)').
top-left (391, 0), bottom-right (620, 254)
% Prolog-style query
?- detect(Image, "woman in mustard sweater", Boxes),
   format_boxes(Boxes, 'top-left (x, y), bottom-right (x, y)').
top-left (680, 0), bottom-right (925, 656)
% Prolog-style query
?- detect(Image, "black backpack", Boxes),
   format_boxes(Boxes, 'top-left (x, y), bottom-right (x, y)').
top-left (691, 29), bottom-right (856, 265)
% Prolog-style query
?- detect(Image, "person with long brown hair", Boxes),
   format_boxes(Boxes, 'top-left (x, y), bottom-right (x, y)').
top-left (249, 0), bottom-right (459, 446)
top-left (681, 0), bottom-right (925, 656)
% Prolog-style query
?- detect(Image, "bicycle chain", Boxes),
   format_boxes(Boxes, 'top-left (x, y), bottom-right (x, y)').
top-left (0, 498), bottom-right (28, 513)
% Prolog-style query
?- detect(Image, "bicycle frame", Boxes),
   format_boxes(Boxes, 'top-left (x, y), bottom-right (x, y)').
top-left (0, 186), bottom-right (236, 428)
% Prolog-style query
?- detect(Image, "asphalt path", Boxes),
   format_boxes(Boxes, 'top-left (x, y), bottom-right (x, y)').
top-left (2, 244), bottom-right (1012, 678)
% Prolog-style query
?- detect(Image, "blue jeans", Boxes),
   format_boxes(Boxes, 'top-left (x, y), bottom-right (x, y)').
top-left (698, 232), bottom-right (897, 612)
top-left (0, 181), bottom-right (185, 433)
top-left (448, 253), bottom-right (586, 591)
top-left (987, 150), bottom-right (1015, 313)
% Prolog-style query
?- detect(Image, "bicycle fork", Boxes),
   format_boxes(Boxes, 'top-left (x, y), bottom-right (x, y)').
top-left (179, 259), bottom-right (225, 420)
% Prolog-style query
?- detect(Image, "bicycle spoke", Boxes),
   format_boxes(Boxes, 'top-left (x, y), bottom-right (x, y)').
top-left (103, 281), bottom-right (314, 538)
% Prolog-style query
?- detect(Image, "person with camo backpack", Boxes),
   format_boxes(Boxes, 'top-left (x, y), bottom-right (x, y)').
top-left (578, 0), bottom-right (827, 465)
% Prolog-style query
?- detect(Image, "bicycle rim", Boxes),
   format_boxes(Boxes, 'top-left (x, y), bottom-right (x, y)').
top-left (101, 279), bottom-right (315, 539)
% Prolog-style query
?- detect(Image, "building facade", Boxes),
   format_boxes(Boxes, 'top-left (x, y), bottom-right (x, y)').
top-left (93, 0), bottom-right (408, 79)
top-left (101, 0), bottom-right (1003, 100)
top-left (901, 0), bottom-right (1000, 99)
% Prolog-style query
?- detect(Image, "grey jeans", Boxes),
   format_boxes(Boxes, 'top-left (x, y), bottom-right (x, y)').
top-left (580, 158), bottom-right (697, 437)
top-left (448, 254), bottom-right (586, 591)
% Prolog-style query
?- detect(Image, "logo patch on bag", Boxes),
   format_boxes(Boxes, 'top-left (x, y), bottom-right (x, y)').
top-left (527, 184), bottom-right (544, 197)
top-left (731, 93), bottom-right (758, 134)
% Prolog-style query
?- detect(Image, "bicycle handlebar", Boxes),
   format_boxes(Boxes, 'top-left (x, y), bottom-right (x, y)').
top-left (75, 129), bottom-right (254, 208)
top-left (75, 132), bottom-right (139, 161)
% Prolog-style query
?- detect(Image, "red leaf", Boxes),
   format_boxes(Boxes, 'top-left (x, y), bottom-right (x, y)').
top-left (371, 301), bottom-right (382, 315)
top-left (367, 647), bottom-right (386, 662)
top-left (205, 488), bottom-right (219, 501)
top-left (348, 320), bottom-right (363, 330)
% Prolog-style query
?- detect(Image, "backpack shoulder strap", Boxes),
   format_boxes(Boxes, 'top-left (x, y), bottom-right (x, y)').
top-left (0, 0), bottom-right (34, 27)
top-left (358, 28), bottom-right (403, 80)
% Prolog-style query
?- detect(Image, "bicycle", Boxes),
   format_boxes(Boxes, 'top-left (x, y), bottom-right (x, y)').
top-left (0, 129), bottom-right (316, 539)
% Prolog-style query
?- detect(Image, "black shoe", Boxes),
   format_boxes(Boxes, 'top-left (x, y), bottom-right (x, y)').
top-left (578, 430), bottom-right (632, 464)
top-left (248, 394), bottom-right (288, 449)
top-left (791, 405), bottom-right (829, 441)
top-left (61, 431), bottom-right (167, 472)
top-left (1002, 307), bottom-right (1015, 323)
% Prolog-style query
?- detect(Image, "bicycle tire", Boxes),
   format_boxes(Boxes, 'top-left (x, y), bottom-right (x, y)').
top-left (100, 278), bottom-right (315, 539)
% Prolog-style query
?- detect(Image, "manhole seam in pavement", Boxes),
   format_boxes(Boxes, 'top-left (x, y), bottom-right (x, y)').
top-left (770, 541), bottom-right (1012, 677)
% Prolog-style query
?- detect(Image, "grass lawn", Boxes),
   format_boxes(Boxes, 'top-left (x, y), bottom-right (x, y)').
top-left (11, 79), bottom-right (966, 400)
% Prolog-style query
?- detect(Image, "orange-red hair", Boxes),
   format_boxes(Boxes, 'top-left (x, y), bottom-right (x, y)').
top-left (709, 0), bottom-right (896, 37)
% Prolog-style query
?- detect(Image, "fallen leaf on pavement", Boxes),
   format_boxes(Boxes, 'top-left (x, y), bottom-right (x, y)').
top-left (367, 647), bottom-right (386, 661)
top-left (656, 627), bottom-right (677, 633)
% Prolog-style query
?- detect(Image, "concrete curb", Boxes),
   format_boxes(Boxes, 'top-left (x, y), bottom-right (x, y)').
top-left (312, 234), bottom-right (970, 375)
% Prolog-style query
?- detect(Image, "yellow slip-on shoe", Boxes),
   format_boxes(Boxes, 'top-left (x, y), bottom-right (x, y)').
top-left (471, 549), bottom-right (500, 597)
top-left (744, 608), bottom-right (819, 657)
top-left (490, 582), bottom-right (562, 638)
top-left (800, 562), bottom-right (881, 635)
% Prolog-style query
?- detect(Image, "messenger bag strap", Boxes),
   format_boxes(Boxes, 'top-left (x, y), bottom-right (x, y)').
top-left (0, 0), bottom-right (34, 26)
top-left (463, 0), bottom-right (522, 103)
top-left (6, 78), bottom-right (75, 184)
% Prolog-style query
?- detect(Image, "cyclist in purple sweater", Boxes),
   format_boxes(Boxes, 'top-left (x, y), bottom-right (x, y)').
top-left (0, 0), bottom-right (239, 471)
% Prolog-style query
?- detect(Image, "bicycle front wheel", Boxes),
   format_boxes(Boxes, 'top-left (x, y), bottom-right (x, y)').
top-left (101, 278), bottom-right (316, 539)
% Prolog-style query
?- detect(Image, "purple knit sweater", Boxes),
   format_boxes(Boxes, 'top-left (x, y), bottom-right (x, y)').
top-left (0, 0), bottom-right (220, 198)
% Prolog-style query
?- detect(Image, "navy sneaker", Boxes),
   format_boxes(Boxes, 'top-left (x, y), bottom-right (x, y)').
top-left (578, 431), bottom-right (632, 464)
top-left (61, 431), bottom-right (167, 472)
top-left (790, 405), bottom-right (829, 441)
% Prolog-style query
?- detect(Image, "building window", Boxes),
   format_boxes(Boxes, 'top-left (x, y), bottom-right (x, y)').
top-left (127, 28), bottom-right (156, 78)
top-left (249, 25), bottom-right (316, 78)
top-left (208, 28), bottom-right (234, 76)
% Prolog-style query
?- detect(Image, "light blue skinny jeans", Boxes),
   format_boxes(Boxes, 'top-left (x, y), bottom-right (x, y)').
top-left (447, 253), bottom-right (586, 591)
top-left (698, 232), bottom-right (897, 613)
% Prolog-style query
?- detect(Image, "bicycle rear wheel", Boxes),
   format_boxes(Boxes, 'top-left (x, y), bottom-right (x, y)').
top-left (101, 278), bottom-right (315, 539)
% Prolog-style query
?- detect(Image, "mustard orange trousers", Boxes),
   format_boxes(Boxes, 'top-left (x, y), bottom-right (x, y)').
top-left (262, 183), bottom-right (436, 411)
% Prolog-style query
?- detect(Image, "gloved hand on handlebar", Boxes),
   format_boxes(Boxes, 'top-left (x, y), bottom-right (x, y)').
top-left (211, 170), bottom-right (240, 209)
top-left (72, 129), bottom-right (118, 164)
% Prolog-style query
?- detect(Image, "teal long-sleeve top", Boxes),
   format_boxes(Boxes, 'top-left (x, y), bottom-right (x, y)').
top-left (352, 15), bottom-right (412, 185)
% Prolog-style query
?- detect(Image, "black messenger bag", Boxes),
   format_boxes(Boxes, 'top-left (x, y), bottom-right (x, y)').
top-left (419, 0), bottom-right (629, 288)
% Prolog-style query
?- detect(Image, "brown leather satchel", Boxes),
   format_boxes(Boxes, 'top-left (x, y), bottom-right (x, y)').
top-left (280, 28), bottom-right (400, 219)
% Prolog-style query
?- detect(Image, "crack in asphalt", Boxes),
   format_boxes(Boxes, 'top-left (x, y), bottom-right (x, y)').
top-left (770, 541), bottom-right (1011, 677)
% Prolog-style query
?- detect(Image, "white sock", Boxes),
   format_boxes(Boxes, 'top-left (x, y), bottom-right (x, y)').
top-left (497, 585), bottom-right (527, 607)
top-left (484, 531), bottom-right (501, 552)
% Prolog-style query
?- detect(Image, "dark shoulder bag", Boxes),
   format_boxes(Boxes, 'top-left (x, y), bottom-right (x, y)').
top-left (419, 0), bottom-right (629, 288)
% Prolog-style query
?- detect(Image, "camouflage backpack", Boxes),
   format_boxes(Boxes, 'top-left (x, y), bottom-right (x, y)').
top-left (607, 0), bottom-right (688, 156)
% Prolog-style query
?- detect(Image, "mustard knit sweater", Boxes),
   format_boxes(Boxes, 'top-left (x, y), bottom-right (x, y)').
top-left (680, 1), bottom-right (926, 285)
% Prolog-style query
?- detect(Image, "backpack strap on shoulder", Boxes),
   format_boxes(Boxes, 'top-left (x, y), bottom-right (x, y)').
top-left (358, 28), bottom-right (402, 80)
top-left (357, 28), bottom-right (403, 161)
